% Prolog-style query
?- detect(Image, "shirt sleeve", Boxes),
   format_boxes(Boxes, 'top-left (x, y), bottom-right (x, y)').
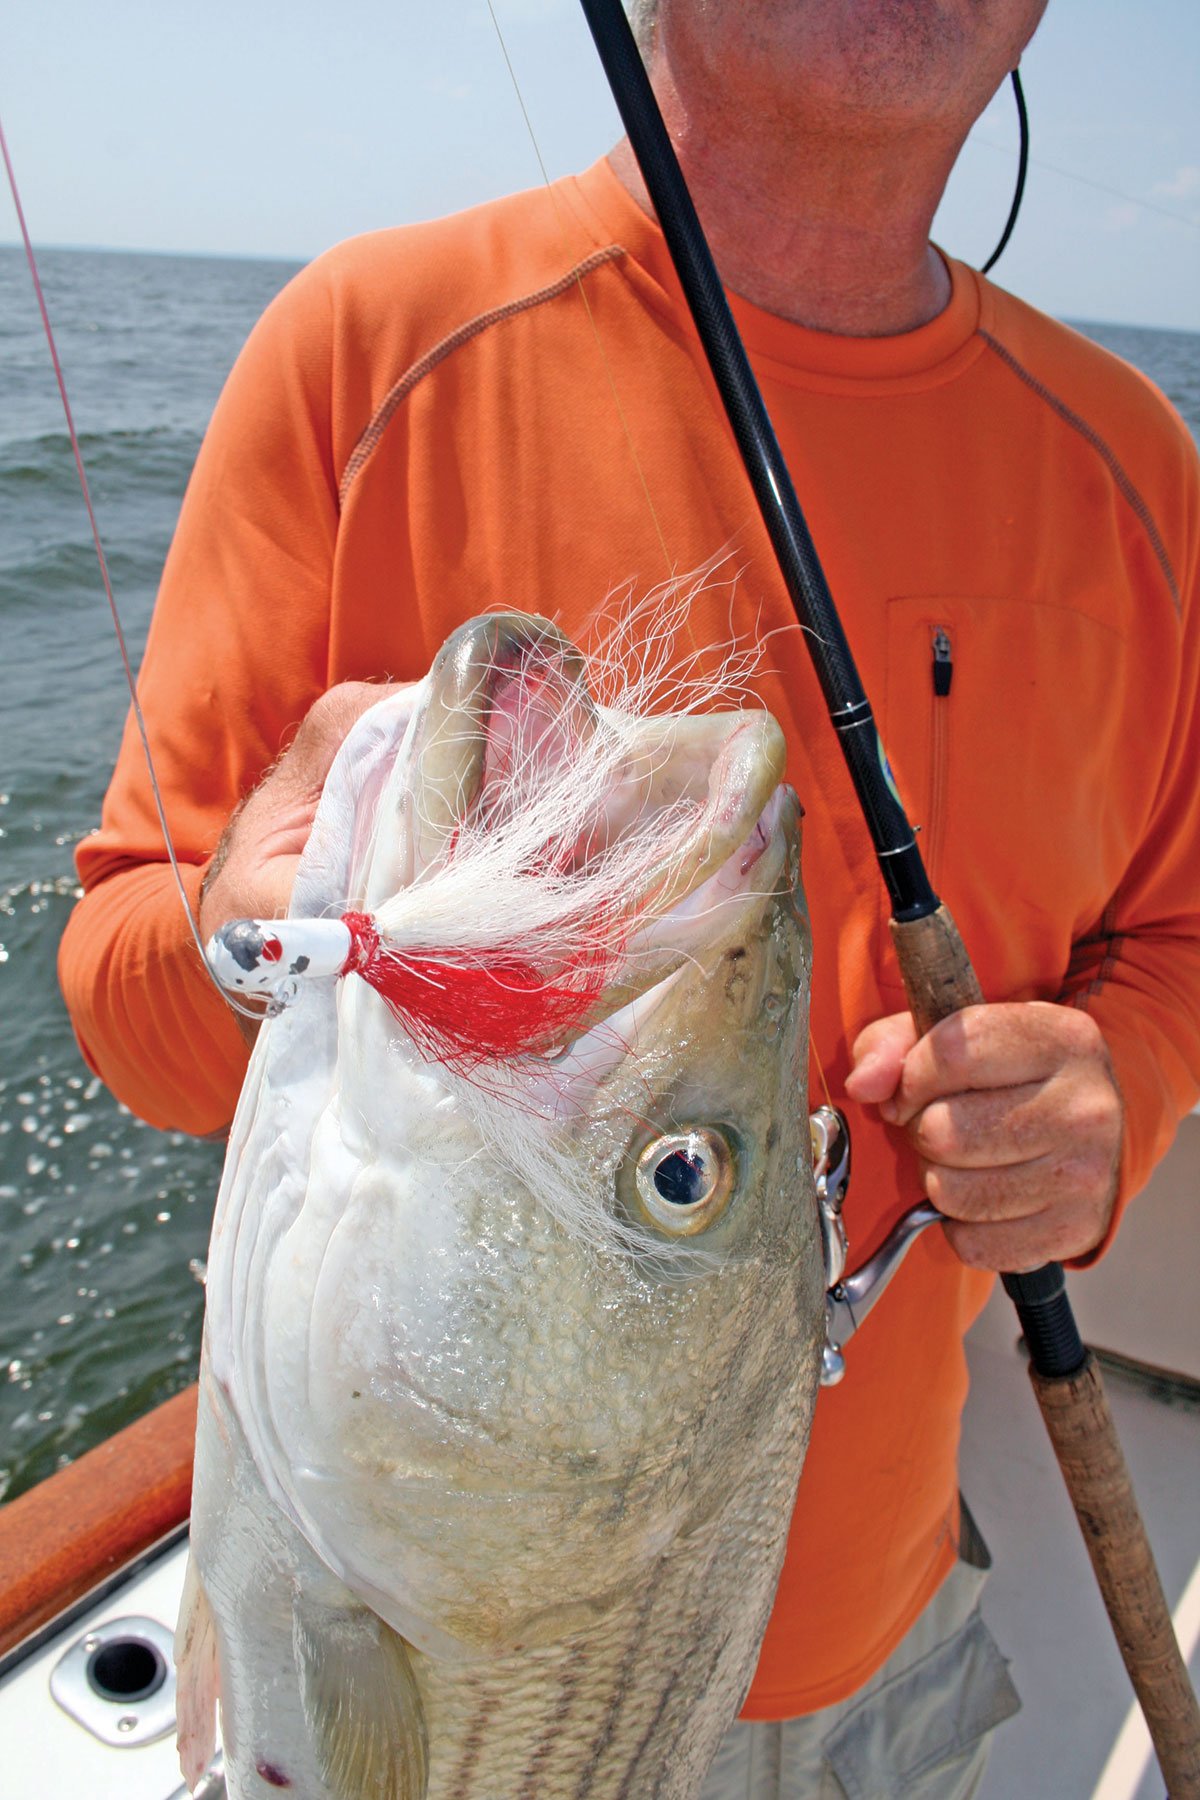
top-left (58, 262), bottom-right (342, 1134)
top-left (1061, 439), bottom-right (1200, 1258)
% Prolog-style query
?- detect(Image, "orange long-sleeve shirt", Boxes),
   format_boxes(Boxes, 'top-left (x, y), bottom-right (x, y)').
top-left (60, 159), bottom-right (1200, 1714)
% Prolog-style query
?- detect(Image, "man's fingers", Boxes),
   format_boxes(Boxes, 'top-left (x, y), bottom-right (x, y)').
top-left (940, 1199), bottom-right (1112, 1273)
top-left (908, 1073), bottom-right (1119, 1169)
top-left (884, 1001), bottom-right (1107, 1125)
top-left (274, 680), bottom-right (403, 795)
top-left (845, 996), bottom-right (1122, 1271)
top-left (923, 1141), bottom-right (1113, 1219)
top-left (845, 1011), bottom-right (918, 1105)
top-left (920, 1126), bottom-right (1120, 1266)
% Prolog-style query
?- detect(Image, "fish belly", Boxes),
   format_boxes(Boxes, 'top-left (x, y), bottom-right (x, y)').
top-left (183, 1370), bottom-right (379, 1799)
top-left (181, 1351), bottom-right (805, 1800)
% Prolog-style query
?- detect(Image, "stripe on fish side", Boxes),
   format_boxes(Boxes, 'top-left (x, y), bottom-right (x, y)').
top-left (613, 1652), bottom-right (686, 1800)
top-left (515, 1644), bottom-right (588, 1798)
top-left (444, 1672), bottom-right (504, 1796)
top-left (571, 1560), bottom-right (668, 1798)
top-left (570, 1312), bottom-right (779, 1795)
top-left (647, 1627), bottom-right (736, 1800)
top-left (625, 1309), bottom-right (800, 1797)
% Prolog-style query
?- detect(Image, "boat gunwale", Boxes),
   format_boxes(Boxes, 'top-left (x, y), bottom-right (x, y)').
top-left (0, 1385), bottom-right (196, 1666)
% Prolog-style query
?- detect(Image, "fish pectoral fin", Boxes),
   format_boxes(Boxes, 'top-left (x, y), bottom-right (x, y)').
top-left (174, 1554), bottom-right (220, 1791)
top-left (293, 1595), bottom-right (428, 1800)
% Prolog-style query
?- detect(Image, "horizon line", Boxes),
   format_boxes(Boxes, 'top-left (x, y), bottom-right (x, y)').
top-left (0, 237), bottom-right (1193, 340)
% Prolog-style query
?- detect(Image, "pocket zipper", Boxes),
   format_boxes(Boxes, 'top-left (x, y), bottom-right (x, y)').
top-left (928, 626), bottom-right (953, 880)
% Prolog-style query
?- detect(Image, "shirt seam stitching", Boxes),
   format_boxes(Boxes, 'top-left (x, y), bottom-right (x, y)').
top-left (979, 330), bottom-right (1180, 616)
top-left (1064, 902), bottom-right (1125, 1003)
top-left (337, 244), bottom-right (626, 508)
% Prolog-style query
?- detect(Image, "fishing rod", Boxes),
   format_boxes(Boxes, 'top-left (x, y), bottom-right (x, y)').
top-left (577, 1), bottom-right (1200, 1788)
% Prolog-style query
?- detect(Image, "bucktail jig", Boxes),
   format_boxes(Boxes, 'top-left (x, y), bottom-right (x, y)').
top-left (208, 914), bottom-right (614, 1072)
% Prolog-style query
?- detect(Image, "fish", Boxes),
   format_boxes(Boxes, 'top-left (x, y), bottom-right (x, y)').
top-left (175, 610), bottom-right (825, 1799)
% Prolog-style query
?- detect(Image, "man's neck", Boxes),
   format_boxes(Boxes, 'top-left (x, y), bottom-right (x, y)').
top-left (607, 78), bottom-right (964, 338)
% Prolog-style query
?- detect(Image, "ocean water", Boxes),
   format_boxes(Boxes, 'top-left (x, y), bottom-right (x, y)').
top-left (0, 244), bottom-right (1198, 1506)
top-left (0, 246), bottom-right (299, 1502)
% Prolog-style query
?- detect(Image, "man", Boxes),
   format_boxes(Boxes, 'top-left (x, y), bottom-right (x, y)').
top-left (60, 1), bottom-right (1200, 1792)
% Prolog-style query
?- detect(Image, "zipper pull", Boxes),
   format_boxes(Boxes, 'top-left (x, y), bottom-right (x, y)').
top-left (931, 626), bottom-right (953, 697)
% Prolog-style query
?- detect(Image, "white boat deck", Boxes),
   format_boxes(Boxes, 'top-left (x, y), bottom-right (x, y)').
top-left (0, 1543), bottom-right (201, 1800)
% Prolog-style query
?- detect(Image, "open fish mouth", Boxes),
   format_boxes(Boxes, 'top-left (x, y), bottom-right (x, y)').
top-left (352, 612), bottom-right (791, 1061)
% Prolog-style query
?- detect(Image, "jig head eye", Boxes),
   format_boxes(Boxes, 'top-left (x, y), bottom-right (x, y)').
top-left (633, 1128), bottom-right (737, 1236)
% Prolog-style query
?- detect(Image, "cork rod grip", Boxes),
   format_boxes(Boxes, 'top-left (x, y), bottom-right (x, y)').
top-left (1031, 1356), bottom-right (1200, 1795)
top-left (889, 902), bottom-right (983, 1035)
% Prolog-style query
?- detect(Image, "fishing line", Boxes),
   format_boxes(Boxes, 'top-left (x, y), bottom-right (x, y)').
top-left (969, 132), bottom-right (1200, 232)
top-left (484, 0), bottom-right (679, 601)
top-left (0, 111), bottom-right (267, 1026)
top-left (809, 1033), bottom-right (834, 1116)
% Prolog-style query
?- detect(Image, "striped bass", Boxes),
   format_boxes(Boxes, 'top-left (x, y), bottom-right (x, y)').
top-left (175, 613), bottom-right (824, 1799)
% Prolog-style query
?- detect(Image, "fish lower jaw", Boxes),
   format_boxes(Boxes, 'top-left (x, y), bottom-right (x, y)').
top-left (665, 782), bottom-right (797, 914)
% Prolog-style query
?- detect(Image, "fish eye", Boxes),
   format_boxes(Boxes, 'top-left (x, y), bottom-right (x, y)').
top-left (633, 1128), bottom-right (737, 1236)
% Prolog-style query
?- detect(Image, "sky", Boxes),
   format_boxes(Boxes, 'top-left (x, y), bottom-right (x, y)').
top-left (1, 0), bottom-right (1197, 332)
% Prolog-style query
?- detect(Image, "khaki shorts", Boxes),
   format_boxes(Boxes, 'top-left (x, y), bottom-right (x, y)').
top-left (700, 1504), bottom-right (1020, 1799)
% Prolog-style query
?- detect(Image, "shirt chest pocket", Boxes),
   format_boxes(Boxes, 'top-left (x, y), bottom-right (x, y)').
top-left (877, 595), bottom-right (1135, 1007)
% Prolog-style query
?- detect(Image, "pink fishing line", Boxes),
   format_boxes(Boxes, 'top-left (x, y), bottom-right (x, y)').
top-left (0, 115), bottom-right (136, 709)
top-left (0, 111), bottom-right (264, 1021)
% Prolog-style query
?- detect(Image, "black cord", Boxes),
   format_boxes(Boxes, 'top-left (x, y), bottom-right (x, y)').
top-left (981, 70), bottom-right (1029, 274)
